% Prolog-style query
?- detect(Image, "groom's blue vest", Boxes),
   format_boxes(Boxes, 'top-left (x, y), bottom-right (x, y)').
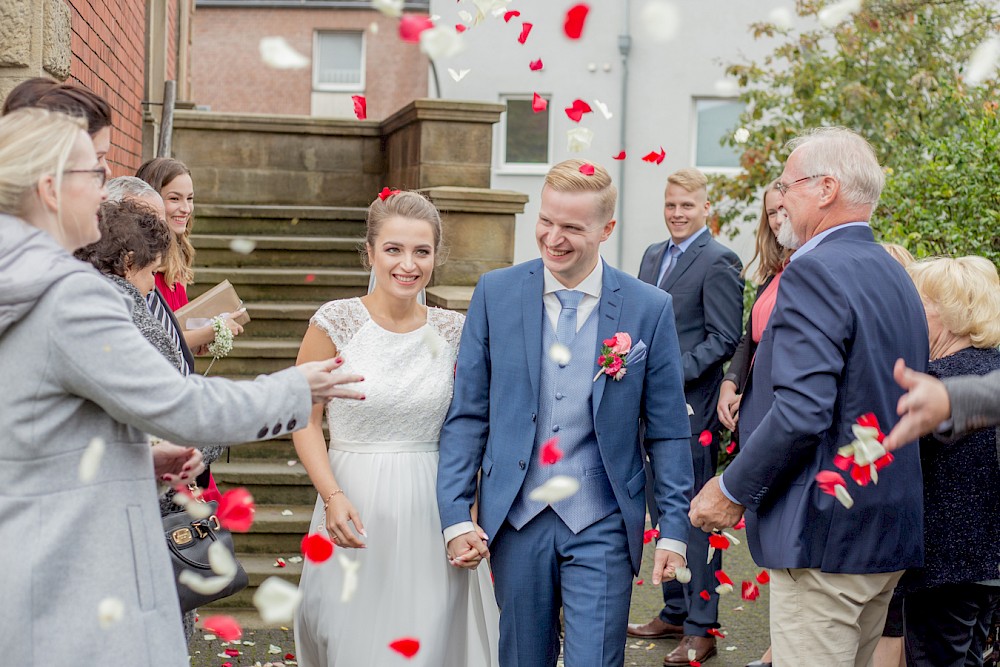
top-left (508, 308), bottom-right (617, 533)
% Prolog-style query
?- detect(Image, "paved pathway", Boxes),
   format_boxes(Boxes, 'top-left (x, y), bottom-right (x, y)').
top-left (189, 532), bottom-right (770, 667)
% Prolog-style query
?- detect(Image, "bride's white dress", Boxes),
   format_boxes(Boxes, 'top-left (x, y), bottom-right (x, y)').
top-left (294, 298), bottom-right (499, 667)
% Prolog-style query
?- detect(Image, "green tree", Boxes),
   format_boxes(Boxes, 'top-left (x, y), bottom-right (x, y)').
top-left (712, 0), bottom-right (1000, 264)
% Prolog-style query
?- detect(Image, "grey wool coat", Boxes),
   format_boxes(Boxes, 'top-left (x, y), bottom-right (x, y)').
top-left (0, 215), bottom-right (311, 666)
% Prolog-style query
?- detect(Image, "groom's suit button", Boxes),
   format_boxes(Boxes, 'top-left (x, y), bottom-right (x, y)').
top-left (518, 460), bottom-right (526, 469)
top-left (552, 425), bottom-right (560, 432)
top-left (531, 413), bottom-right (536, 422)
top-left (555, 393), bottom-right (563, 400)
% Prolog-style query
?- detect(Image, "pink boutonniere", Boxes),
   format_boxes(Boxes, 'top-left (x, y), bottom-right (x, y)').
top-left (593, 332), bottom-right (632, 382)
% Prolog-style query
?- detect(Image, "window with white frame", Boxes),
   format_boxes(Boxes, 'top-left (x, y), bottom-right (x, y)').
top-left (313, 31), bottom-right (364, 91)
top-left (694, 99), bottom-right (744, 170)
top-left (500, 95), bottom-right (550, 169)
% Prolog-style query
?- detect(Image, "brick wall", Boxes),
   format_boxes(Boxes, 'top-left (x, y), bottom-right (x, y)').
top-left (191, 8), bottom-right (428, 118)
top-left (67, 0), bottom-right (148, 174)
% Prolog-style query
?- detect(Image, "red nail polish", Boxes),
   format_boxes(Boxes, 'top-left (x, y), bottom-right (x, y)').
top-left (334, 357), bottom-right (343, 364)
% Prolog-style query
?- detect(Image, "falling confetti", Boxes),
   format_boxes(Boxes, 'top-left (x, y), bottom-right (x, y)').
top-left (593, 99), bottom-right (613, 120)
top-left (708, 533), bottom-right (729, 550)
top-left (699, 589), bottom-right (711, 601)
top-left (643, 528), bottom-right (660, 544)
top-left (742, 580), bottom-right (761, 600)
top-left (539, 437), bottom-right (563, 465)
top-left (448, 68), bottom-right (471, 82)
top-left (529, 58), bottom-right (544, 71)
top-left (503, 10), bottom-right (520, 22)
top-left (78, 437), bottom-right (105, 483)
top-left (378, 187), bottom-right (401, 201)
top-left (259, 37), bottom-right (310, 69)
top-left (816, 470), bottom-right (854, 508)
top-left (548, 342), bottom-right (572, 366)
top-left (707, 628), bottom-right (726, 638)
top-left (389, 637), bottom-right (421, 658)
top-left (698, 430), bottom-right (713, 447)
top-left (714, 570), bottom-right (734, 595)
top-left (338, 551), bottom-right (362, 602)
top-left (399, 15), bottom-right (435, 42)
top-left (97, 597), bottom-right (124, 629)
top-left (578, 163), bottom-right (596, 176)
top-left (517, 23), bottom-right (533, 44)
top-left (253, 577), bottom-right (303, 624)
top-left (229, 238), bottom-right (257, 255)
top-left (218, 488), bottom-right (256, 532)
top-left (302, 533), bottom-right (335, 563)
top-left (612, 151), bottom-right (626, 160)
top-left (352, 95), bottom-right (367, 120)
top-left (642, 147), bottom-right (666, 164)
top-left (419, 25), bottom-right (465, 59)
top-left (532, 93), bottom-right (548, 113)
top-left (635, 579), bottom-right (644, 585)
top-left (565, 99), bottom-right (593, 122)
top-left (528, 475), bottom-right (581, 504)
top-left (756, 570), bottom-right (770, 584)
top-left (567, 127), bottom-right (594, 153)
top-left (202, 615), bottom-right (243, 642)
top-left (563, 3), bottom-right (590, 39)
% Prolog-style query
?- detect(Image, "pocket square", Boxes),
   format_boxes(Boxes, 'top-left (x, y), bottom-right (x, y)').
top-left (625, 340), bottom-right (647, 365)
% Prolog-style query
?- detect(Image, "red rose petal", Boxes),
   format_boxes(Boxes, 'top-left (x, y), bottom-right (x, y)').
top-left (378, 186), bottom-right (401, 201)
top-left (351, 94), bottom-right (367, 120)
top-left (612, 151), bottom-right (626, 160)
top-left (707, 628), bottom-right (726, 638)
top-left (529, 58), bottom-right (543, 71)
top-left (733, 516), bottom-right (746, 530)
top-left (222, 663), bottom-right (232, 667)
top-left (742, 580), bottom-right (761, 600)
top-left (517, 22), bottom-right (533, 44)
top-left (217, 488), bottom-right (255, 532)
top-left (643, 528), bottom-right (660, 544)
top-left (455, 24), bottom-right (466, 33)
top-left (225, 648), bottom-right (240, 657)
top-left (756, 570), bottom-right (770, 584)
top-left (850, 462), bottom-right (872, 486)
top-left (301, 533), bottom-right (335, 563)
top-left (503, 10), bottom-right (520, 22)
top-left (874, 452), bottom-right (894, 470)
top-left (564, 99), bottom-right (593, 123)
top-left (202, 615), bottom-right (243, 642)
top-left (690, 661), bottom-right (702, 667)
top-left (578, 163), bottom-right (595, 176)
top-left (563, 3), bottom-right (590, 39)
top-left (815, 470), bottom-right (847, 496)
top-left (285, 654), bottom-right (295, 661)
top-left (641, 147), bottom-right (666, 164)
top-left (539, 437), bottom-right (563, 465)
top-left (399, 14), bottom-right (435, 42)
top-left (698, 430), bottom-right (713, 447)
top-left (708, 534), bottom-right (730, 550)
top-left (714, 570), bottom-right (733, 586)
top-left (532, 93), bottom-right (547, 113)
top-left (856, 412), bottom-right (886, 441)
top-left (635, 579), bottom-right (644, 585)
top-left (833, 453), bottom-right (853, 471)
top-left (699, 589), bottom-right (711, 601)
top-left (389, 637), bottom-right (421, 658)
top-left (725, 440), bottom-right (736, 454)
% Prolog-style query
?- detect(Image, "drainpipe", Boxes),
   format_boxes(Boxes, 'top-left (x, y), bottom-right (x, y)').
top-left (616, 1), bottom-right (632, 268)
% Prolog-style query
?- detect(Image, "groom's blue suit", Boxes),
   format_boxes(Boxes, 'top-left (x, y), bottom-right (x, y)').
top-left (438, 259), bottom-right (693, 666)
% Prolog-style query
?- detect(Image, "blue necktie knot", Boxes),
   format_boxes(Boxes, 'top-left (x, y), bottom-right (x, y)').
top-left (555, 290), bottom-right (584, 345)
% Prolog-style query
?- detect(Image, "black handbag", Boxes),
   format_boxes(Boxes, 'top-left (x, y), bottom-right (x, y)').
top-left (163, 499), bottom-right (249, 613)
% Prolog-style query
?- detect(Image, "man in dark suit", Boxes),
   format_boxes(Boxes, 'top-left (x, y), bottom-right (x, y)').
top-left (630, 168), bottom-right (744, 665)
top-left (689, 127), bottom-right (929, 665)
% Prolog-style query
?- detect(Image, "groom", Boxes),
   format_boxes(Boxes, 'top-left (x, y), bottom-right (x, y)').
top-left (438, 159), bottom-right (694, 666)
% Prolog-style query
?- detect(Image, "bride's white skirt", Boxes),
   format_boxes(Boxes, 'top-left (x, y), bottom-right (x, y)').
top-left (294, 446), bottom-right (500, 667)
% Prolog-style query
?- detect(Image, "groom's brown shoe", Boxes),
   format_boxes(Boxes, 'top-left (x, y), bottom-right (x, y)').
top-left (626, 617), bottom-right (684, 639)
top-left (663, 635), bottom-right (717, 665)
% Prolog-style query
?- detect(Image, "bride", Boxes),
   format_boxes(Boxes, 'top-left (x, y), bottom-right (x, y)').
top-left (293, 191), bottom-right (499, 666)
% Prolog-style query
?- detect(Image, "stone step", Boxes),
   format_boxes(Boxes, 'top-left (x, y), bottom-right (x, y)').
top-left (214, 460), bottom-right (317, 505)
top-left (202, 553), bottom-right (303, 610)
top-left (195, 204), bottom-right (367, 237)
top-left (191, 234), bottom-right (363, 268)
top-left (189, 266), bottom-right (369, 303)
top-left (194, 338), bottom-right (300, 376)
top-left (232, 504), bottom-right (316, 554)
top-left (238, 301), bottom-right (323, 340)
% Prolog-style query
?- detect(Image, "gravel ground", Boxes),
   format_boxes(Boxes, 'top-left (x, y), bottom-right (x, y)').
top-left (188, 528), bottom-right (770, 667)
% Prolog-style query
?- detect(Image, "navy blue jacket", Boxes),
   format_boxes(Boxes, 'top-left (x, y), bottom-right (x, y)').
top-left (723, 225), bottom-right (929, 572)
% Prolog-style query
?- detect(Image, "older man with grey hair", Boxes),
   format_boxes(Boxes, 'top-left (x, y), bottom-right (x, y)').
top-left (688, 127), bottom-right (930, 666)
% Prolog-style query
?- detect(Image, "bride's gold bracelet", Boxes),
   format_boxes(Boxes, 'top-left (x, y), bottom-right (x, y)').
top-left (323, 488), bottom-right (344, 511)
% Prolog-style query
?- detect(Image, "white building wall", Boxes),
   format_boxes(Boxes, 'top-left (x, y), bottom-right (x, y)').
top-left (429, 0), bottom-right (791, 275)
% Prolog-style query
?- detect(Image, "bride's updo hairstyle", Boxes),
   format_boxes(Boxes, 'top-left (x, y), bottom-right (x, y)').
top-left (360, 190), bottom-right (447, 268)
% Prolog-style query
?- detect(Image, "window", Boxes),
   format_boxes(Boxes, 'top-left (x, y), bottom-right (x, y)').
top-left (500, 95), bottom-right (550, 171)
top-left (313, 31), bottom-right (364, 91)
top-left (694, 99), bottom-right (744, 171)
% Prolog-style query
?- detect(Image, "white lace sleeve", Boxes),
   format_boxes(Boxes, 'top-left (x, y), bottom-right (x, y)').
top-left (310, 298), bottom-right (368, 352)
top-left (429, 307), bottom-right (466, 354)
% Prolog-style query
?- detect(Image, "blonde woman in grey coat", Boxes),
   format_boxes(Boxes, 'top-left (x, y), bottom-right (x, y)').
top-left (0, 108), bottom-right (363, 666)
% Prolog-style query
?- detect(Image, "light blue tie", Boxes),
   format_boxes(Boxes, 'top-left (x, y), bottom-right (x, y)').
top-left (658, 245), bottom-right (682, 289)
top-left (555, 290), bottom-right (584, 345)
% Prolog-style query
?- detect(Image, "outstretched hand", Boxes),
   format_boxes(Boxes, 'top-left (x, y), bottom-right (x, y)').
top-left (447, 527), bottom-right (489, 570)
top-left (652, 549), bottom-right (685, 585)
top-left (298, 357), bottom-right (365, 404)
top-left (883, 358), bottom-right (951, 451)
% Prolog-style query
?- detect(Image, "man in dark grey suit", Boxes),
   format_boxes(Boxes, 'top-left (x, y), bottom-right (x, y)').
top-left (630, 168), bottom-right (744, 665)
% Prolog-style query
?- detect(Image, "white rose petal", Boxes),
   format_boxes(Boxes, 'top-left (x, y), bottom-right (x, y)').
top-left (528, 475), bottom-right (581, 504)
top-left (178, 569), bottom-right (235, 595)
top-left (209, 539), bottom-right (239, 577)
top-left (419, 26), bottom-right (465, 60)
top-left (254, 577), bottom-right (303, 624)
top-left (281, 509), bottom-right (294, 516)
top-left (448, 68), bottom-right (471, 82)
top-left (203, 634), bottom-right (217, 641)
top-left (768, 7), bottom-right (794, 30)
top-left (458, 9), bottom-right (473, 23)
top-left (818, 0), bottom-right (861, 28)
top-left (288, 556), bottom-right (303, 564)
top-left (472, 0), bottom-right (509, 23)
top-left (966, 37), bottom-right (1000, 86)
top-left (371, 0), bottom-right (403, 18)
top-left (567, 127), bottom-right (595, 153)
top-left (722, 530), bottom-right (741, 546)
top-left (268, 644), bottom-right (283, 654)
top-left (640, 1), bottom-right (681, 43)
top-left (229, 238), bottom-right (257, 255)
top-left (548, 343), bottom-right (572, 366)
top-left (97, 597), bottom-right (124, 629)
top-left (79, 437), bottom-right (105, 483)
top-left (715, 583), bottom-right (734, 595)
top-left (173, 491), bottom-right (212, 519)
top-left (687, 403), bottom-right (695, 416)
top-left (337, 552), bottom-right (362, 602)
top-left (674, 566), bottom-right (692, 583)
top-left (259, 37), bottom-right (310, 70)
top-left (688, 648), bottom-right (698, 662)
top-left (421, 327), bottom-right (444, 358)
top-left (733, 127), bottom-right (750, 144)
top-left (593, 99), bottom-right (613, 120)
top-left (707, 545), bottom-right (716, 564)
top-left (287, 460), bottom-right (298, 466)
top-left (834, 484), bottom-right (855, 509)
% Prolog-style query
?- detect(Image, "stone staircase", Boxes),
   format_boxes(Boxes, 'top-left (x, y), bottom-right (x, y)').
top-left (188, 203), bottom-right (368, 623)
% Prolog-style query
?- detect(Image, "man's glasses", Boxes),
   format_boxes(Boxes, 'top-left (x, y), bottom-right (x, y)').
top-left (64, 167), bottom-right (108, 187)
top-left (774, 174), bottom-right (826, 195)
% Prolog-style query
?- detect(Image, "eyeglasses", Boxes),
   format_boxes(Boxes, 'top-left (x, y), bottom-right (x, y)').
top-left (63, 167), bottom-right (107, 187)
top-left (774, 174), bottom-right (826, 195)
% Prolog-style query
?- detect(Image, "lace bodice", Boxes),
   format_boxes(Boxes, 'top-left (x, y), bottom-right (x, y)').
top-left (311, 298), bottom-right (465, 444)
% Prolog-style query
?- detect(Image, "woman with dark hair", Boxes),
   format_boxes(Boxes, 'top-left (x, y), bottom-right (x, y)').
top-left (2, 76), bottom-right (113, 177)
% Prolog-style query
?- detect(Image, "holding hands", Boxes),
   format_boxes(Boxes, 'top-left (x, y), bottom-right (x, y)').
top-left (447, 527), bottom-right (490, 570)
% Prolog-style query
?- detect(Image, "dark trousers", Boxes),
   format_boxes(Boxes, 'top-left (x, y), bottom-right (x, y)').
top-left (644, 433), bottom-right (720, 636)
top-left (904, 582), bottom-right (1000, 667)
